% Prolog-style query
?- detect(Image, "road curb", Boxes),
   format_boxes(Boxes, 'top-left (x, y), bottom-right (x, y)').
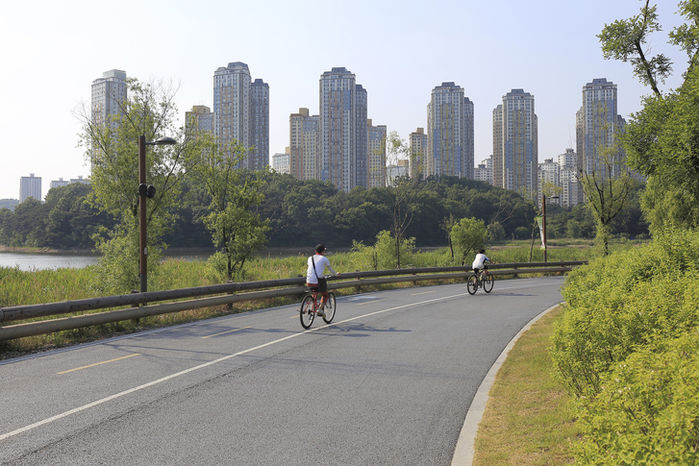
top-left (450, 302), bottom-right (562, 466)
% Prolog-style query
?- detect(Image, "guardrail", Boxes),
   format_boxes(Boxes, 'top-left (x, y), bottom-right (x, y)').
top-left (0, 261), bottom-right (586, 341)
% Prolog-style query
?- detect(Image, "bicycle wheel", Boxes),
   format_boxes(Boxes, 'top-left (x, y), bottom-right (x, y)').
top-left (299, 295), bottom-right (315, 329)
top-left (322, 292), bottom-right (336, 323)
top-left (482, 272), bottom-right (494, 293)
top-left (466, 274), bottom-right (478, 295)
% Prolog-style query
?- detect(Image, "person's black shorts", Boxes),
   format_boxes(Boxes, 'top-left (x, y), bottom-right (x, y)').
top-left (308, 278), bottom-right (328, 293)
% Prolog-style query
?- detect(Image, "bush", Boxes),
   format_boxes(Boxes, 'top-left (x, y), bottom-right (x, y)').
top-left (550, 228), bottom-right (699, 463)
top-left (575, 330), bottom-right (699, 464)
top-left (551, 230), bottom-right (699, 397)
top-left (351, 230), bottom-right (415, 270)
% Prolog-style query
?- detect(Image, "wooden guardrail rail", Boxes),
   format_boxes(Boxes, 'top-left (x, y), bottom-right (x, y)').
top-left (0, 261), bottom-right (586, 341)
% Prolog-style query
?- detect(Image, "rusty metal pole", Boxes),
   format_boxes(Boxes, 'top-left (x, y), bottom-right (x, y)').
top-left (139, 135), bottom-right (148, 293)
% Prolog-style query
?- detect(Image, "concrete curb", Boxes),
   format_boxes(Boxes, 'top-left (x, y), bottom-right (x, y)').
top-left (450, 303), bottom-right (562, 466)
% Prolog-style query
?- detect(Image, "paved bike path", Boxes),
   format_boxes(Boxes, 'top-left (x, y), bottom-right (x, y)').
top-left (0, 277), bottom-right (564, 465)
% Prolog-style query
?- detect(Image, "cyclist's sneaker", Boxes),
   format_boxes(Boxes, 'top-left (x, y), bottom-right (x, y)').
top-left (316, 310), bottom-right (325, 317)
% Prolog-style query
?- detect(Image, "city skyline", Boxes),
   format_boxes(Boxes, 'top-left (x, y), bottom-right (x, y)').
top-left (0, 0), bottom-right (689, 200)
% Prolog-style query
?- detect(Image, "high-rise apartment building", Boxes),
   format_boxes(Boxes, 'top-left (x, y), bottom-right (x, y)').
top-left (367, 119), bottom-right (387, 188)
top-left (426, 82), bottom-right (474, 178)
top-left (213, 62), bottom-right (269, 170)
top-left (578, 78), bottom-right (625, 181)
top-left (185, 105), bottom-right (214, 137)
top-left (20, 174), bottom-right (42, 203)
top-left (558, 148), bottom-right (581, 207)
top-left (409, 128), bottom-right (428, 179)
top-left (354, 85), bottom-right (368, 188)
top-left (250, 78), bottom-right (270, 170)
top-left (492, 89), bottom-right (538, 199)
top-left (474, 157), bottom-right (493, 184)
top-left (91, 69), bottom-right (127, 131)
top-left (272, 152), bottom-right (290, 174)
top-left (289, 108), bottom-right (321, 181)
top-left (538, 158), bottom-right (561, 207)
top-left (319, 67), bottom-right (368, 192)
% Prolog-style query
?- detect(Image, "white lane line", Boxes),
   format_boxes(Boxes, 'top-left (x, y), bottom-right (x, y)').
top-left (57, 353), bottom-right (141, 375)
top-left (411, 291), bottom-right (434, 296)
top-left (201, 326), bottom-right (251, 339)
top-left (0, 291), bottom-right (466, 442)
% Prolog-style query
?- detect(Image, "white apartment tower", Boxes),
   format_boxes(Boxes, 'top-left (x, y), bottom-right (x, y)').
top-left (213, 62), bottom-right (269, 170)
top-left (579, 78), bottom-right (625, 181)
top-left (250, 78), bottom-right (270, 170)
top-left (289, 108), bottom-right (321, 181)
top-left (319, 67), bottom-right (368, 192)
top-left (558, 148), bottom-right (581, 207)
top-left (91, 69), bottom-right (127, 131)
top-left (367, 119), bottom-right (387, 188)
top-left (185, 105), bottom-right (214, 137)
top-left (426, 82), bottom-right (474, 178)
top-left (493, 89), bottom-right (538, 200)
top-left (20, 174), bottom-right (42, 203)
top-left (409, 128), bottom-right (428, 179)
top-left (538, 158), bottom-right (561, 207)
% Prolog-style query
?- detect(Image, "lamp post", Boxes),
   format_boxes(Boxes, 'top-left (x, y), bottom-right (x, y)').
top-left (542, 194), bottom-right (560, 263)
top-left (138, 135), bottom-right (177, 293)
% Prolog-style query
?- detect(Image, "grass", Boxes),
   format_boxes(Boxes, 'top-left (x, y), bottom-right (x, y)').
top-left (0, 240), bottom-right (637, 357)
top-left (473, 305), bottom-right (580, 465)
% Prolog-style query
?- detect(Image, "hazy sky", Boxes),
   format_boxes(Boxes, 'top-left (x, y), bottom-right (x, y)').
top-left (0, 0), bottom-right (688, 200)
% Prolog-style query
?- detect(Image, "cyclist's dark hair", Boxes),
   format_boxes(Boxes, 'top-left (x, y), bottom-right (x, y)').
top-left (479, 249), bottom-right (486, 254)
top-left (315, 244), bottom-right (326, 254)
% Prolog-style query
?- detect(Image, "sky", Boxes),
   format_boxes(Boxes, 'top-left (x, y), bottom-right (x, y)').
top-left (0, 0), bottom-right (689, 200)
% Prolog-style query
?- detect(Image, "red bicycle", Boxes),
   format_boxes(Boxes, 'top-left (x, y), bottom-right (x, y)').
top-left (299, 282), bottom-right (337, 329)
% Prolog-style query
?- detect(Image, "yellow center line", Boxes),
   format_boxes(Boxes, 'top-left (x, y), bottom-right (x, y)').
top-left (201, 326), bottom-right (252, 339)
top-left (57, 353), bottom-right (141, 375)
top-left (411, 291), bottom-right (435, 296)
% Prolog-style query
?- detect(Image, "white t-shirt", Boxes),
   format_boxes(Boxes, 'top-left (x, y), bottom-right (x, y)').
top-left (472, 253), bottom-right (490, 270)
top-left (306, 254), bottom-right (336, 284)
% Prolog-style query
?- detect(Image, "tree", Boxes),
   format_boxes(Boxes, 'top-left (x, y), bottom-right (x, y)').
top-left (600, 0), bottom-right (699, 233)
top-left (186, 135), bottom-right (269, 281)
top-left (450, 217), bottom-right (487, 265)
top-left (385, 132), bottom-right (417, 267)
top-left (598, 0), bottom-right (672, 97)
top-left (79, 79), bottom-right (192, 293)
top-left (579, 145), bottom-right (633, 255)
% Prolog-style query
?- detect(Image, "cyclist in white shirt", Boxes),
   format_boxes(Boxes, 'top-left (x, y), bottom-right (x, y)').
top-left (306, 244), bottom-right (338, 316)
top-left (472, 249), bottom-right (490, 276)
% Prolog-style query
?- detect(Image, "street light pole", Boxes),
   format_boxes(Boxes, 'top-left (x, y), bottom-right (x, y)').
top-left (138, 135), bottom-right (177, 293)
top-left (542, 194), bottom-right (559, 263)
top-left (138, 136), bottom-right (147, 293)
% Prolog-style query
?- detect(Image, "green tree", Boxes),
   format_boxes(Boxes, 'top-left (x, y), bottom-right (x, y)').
top-left (386, 132), bottom-right (417, 267)
top-left (450, 217), bottom-right (487, 265)
top-left (186, 136), bottom-right (269, 281)
top-left (600, 0), bottom-right (699, 232)
top-left (79, 79), bottom-right (191, 293)
top-left (579, 145), bottom-right (633, 255)
top-left (43, 184), bottom-right (115, 250)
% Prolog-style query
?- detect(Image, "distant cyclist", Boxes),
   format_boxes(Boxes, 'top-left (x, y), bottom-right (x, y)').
top-left (472, 249), bottom-right (490, 276)
top-left (306, 244), bottom-right (338, 316)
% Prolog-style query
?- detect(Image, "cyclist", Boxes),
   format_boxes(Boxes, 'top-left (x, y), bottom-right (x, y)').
top-left (472, 249), bottom-right (490, 277)
top-left (306, 244), bottom-right (338, 316)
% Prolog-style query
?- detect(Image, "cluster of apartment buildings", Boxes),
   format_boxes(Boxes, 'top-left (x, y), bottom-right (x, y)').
top-left (475, 78), bottom-right (626, 207)
top-left (88, 68), bottom-right (629, 208)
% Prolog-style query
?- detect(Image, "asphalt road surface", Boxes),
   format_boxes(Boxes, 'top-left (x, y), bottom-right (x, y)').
top-left (0, 276), bottom-right (565, 465)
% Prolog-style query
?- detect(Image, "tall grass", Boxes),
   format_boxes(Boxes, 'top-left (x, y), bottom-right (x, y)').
top-left (0, 240), bottom-right (630, 357)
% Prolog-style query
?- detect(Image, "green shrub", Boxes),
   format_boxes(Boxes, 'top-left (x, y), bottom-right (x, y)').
top-left (575, 329), bottom-right (699, 464)
top-left (551, 230), bottom-right (699, 397)
top-left (351, 230), bottom-right (415, 270)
